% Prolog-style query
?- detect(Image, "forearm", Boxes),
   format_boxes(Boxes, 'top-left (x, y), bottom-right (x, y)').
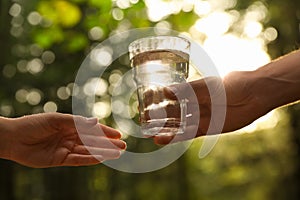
top-left (251, 50), bottom-right (300, 111)
top-left (0, 117), bottom-right (13, 160)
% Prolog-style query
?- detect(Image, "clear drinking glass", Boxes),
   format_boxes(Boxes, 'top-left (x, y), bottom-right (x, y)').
top-left (129, 36), bottom-right (190, 136)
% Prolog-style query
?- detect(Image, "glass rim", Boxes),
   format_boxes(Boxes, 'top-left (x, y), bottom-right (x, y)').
top-left (128, 35), bottom-right (191, 60)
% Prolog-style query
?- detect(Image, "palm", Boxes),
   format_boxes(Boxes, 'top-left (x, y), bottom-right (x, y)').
top-left (10, 113), bottom-right (125, 168)
top-left (13, 119), bottom-right (78, 167)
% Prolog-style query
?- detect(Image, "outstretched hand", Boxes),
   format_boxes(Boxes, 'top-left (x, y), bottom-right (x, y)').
top-left (4, 113), bottom-right (126, 168)
top-left (153, 71), bottom-right (270, 145)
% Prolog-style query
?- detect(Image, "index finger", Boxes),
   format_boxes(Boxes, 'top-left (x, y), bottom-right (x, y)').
top-left (163, 81), bottom-right (203, 104)
top-left (99, 124), bottom-right (122, 139)
top-left (75, 121), bottom-right (122, 139)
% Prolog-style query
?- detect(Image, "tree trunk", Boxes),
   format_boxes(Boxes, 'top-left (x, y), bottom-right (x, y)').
top-left (0, 2), bottom-right (16, 199)
top-left (286, 106), bottom-right (300, 199)
top-left (0, 161), bottom-right (15, 200)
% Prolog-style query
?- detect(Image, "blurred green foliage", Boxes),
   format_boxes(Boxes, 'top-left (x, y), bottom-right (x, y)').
top-left (0, 0), bottom-right (300, 199)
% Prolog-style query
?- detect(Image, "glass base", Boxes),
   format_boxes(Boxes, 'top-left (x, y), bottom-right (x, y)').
top-left (141, 118), bottom-right (185, 136)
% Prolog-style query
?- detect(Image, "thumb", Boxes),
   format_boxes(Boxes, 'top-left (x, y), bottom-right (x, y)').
top-left (163, 81), bottom-right (199, 103)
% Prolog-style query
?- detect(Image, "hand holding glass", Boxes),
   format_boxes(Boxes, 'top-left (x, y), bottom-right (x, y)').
top-left (129, 36), bottom-right (190, 136)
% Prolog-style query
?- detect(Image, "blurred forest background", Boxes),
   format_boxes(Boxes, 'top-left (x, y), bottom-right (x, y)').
top-left (1, 0), bottom-right (300, 199)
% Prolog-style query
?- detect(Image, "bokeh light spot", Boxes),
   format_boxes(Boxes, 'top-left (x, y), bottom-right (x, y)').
top-left (27, 58), bottom-right (44, 74)
top-left (57, 87), bottom-right (70, 100)
top-left (3, 65), bottom-right (16, 78)
top-left (264, 27), bottom-right (278, 42)
top-left (111, 99), bottom-right (125, 115)
top-left (17, 60), bottom-right (28, 73)
top-left (88, 27), bottom-right (104, 41)
top-left (27, 89), bottom-right (42, 105)
top-left (43, 101), bottom-right (58, 112)
top-left (29, 44), bottom-right (43, 57)
top-left (91, 48), bottom-right (113, 66)
top-left (112, 8), bottom-right (124, 21)
top-left (27, 11), bottom-right (42, 25)
top-left (0, 104), bottom-right (14, 117)
top-left (41, 51), bottom-right (55, 64)
top-left (93, 101), bottom-right (111, 119)
top-left (15, 89), bottom-right (28, 103)
top-left (95, 78), bottom-right (108, 96)
top-left (116, 0), bottom-right (131, 9)
top-left (244, 21), bottom-right (263, 38)
top-left (9, 3), bottom-right (22, 17)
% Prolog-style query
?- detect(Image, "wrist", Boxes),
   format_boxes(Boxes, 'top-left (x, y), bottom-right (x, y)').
top-left (0, 117), bottom-right (15, 160)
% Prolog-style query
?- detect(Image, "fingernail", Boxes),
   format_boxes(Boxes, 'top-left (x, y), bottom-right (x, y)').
top-left (86, 117), bottom-right (98, 124)
top-left (168, 86), bottom-right (178, 95)
top-left (95, 155), bottom-right (104, 162)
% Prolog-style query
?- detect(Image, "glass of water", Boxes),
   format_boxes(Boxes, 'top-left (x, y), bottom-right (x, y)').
top-left (129, 36), bottom-right (190, 136)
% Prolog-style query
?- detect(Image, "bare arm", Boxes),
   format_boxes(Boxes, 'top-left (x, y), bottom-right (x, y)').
top-left (0, 117), bottom-right (13, 161)
top-left (154, 50), bottom-right (300, 144)
top-left (250, 50), bottom-right (300, 111)
top-left (0, 113), bottom-right (126, 168)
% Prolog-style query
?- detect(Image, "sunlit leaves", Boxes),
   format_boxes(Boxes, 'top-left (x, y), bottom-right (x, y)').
top-left (88, 0), bottom-right (112, 10)
top-left (1, 0), bottom-right (300, 199)
top-left (33, 26), bottom-right (64, 48)
top-left (70, 0), bottom-right (87, 4)
top-left (168, 11), bottom-right (199, 32)
top-left (33, 0), bottom-right (84, 49)
top-left (37, 0), bottom-right (81, 28)
top-left (64, 32), bottom-right (88, 52)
